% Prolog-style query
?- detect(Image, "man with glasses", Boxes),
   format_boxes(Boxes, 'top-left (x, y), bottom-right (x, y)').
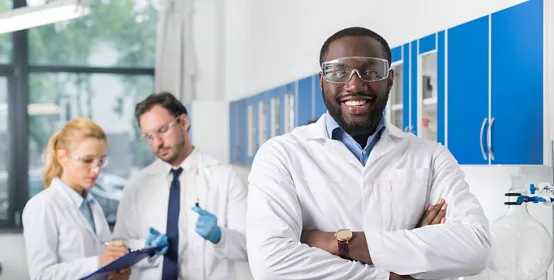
top-left (246, 27), bottom-right (491, 280)
top-left (113, 92), bottom-right (248, 280)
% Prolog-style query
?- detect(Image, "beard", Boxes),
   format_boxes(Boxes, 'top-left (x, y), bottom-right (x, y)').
top-left (157, 137), bottom-right (186, 165)
top-left (322, 88), bottom-right (387, 137)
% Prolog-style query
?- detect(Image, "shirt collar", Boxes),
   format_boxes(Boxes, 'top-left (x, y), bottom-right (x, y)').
top-left (324, 112), bottom-right (386, 140)
top-left (54, 177), bottom-right (95, 207)
top-left (161, 146), bottom-right (200, 175)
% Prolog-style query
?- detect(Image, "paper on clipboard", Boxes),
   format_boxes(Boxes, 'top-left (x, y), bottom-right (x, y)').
top-left (79, 245), bottom-right (166, 280)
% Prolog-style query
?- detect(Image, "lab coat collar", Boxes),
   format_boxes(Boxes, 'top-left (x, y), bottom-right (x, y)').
top-left (54, 177), bottom-right (95, 208)
top-left (148, 147), bottom-right (220, 175)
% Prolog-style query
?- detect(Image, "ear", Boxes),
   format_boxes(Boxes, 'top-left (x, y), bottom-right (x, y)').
top-left (181, 115), bottom-right (191, 131)
top-left (318, 71), bottom-right (324, 90)
top-left (387, 69), bottom-right (395, 92)
top-left (56, 149), bottom-right (68, 167)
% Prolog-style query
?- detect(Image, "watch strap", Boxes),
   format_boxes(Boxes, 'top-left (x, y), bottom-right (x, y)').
top-left (337, 240), bottom-right (349, 259)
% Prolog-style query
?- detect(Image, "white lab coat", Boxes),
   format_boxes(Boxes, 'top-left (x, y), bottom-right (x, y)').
top-left (22, 178), bottom-right (111, 280)
top-left (246, 115), bottom-right (491, 280)
top-left (113, 148), bottom-right (248, 280)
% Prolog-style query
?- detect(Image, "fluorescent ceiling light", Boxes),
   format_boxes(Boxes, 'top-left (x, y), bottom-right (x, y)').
top-left (0, 103), bottom-right (61, 115)
top-left (0, 0), bottom-right (89, 34)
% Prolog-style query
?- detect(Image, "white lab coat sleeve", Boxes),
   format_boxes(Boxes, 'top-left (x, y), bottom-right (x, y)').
top-left (247, 140), bottom-right (391, 280)
top-left (23, 197), bottom-right (99, 280)
top-left (113, 179), bottom-right (162, 269)
top-left (213, 169), bottom-right (248, 261)
top-left (365, 146), bottom-right (491, 279)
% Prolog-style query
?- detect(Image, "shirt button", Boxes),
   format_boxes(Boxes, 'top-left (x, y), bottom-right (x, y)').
top-left (362, 150), bottom-right (367, 155)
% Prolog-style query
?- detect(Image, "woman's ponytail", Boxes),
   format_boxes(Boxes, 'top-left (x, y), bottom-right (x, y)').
top-left (42, 131), bottom-right (63, 188)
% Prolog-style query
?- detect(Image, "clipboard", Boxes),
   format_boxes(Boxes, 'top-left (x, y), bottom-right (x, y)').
top-left (79, 246), bottom-right (165, 280)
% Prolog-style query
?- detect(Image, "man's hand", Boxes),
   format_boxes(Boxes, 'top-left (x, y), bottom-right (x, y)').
top-left (390, 272), bottom-right (415, 280)
top-left (416, 198), bottom-right (447, 228)
top-left (192, 206), bottom-right (222, 244)
top-left (107, 268), bottom-right (131, 280)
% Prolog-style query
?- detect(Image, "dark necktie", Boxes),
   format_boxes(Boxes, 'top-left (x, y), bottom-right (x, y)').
top-left (162, 167), bottom-right (183, 280)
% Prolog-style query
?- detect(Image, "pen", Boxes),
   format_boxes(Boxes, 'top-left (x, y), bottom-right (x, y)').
top-left (195, 198), bottom-right (199, 207)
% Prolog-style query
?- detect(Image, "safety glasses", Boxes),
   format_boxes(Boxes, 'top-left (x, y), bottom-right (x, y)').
top-left (321, 56), bottom-right (391, 84)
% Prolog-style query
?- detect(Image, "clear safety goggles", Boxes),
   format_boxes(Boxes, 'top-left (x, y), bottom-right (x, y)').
top-left (321, 56), bottom-right (391, 84)
top-left (69, 153), bottom-right (110, 169)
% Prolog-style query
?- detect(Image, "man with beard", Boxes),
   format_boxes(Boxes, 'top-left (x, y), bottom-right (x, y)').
top-left (113, 92), bottom-right (248, 280)
top-left (246, 27), bottom-right (490, 280)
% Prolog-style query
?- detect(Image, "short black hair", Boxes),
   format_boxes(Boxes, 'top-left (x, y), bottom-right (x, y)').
top-left (135, 92), bottom-right (188, 126)
top-left (319, 27), bottom-right (391, 66)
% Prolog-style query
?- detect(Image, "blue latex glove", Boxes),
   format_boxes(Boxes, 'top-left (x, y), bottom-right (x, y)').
top-left (192, 206), bottom-right (221, 244)
top-left (144, 227), bottom-right (169, 255)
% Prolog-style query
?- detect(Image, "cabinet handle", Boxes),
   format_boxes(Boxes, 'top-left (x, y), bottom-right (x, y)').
top-left (479, 118), bottom-right (487, 160)
top-left (487, 117), bottom-right (495, 160)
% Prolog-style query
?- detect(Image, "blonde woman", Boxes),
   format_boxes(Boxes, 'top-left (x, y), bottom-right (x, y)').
top-left (22, 117), bottom-right (131, 280)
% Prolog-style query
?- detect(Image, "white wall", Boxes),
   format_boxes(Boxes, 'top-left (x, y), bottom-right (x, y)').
top-left (222, 0), bottom-right (526, 101)
top-left (190, 100), bottom-right (230, 163)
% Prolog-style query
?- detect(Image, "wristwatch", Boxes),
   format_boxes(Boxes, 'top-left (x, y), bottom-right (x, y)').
top-left (334, 229), bottom-right (353, 259)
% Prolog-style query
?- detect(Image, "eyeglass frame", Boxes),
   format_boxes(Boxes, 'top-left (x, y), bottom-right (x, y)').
top-left (67, 153), bottom-right (110, 169)
top-left (140, 116), bottom-right (182, 143)
top-left (320, 56), bottom-right (392, 84)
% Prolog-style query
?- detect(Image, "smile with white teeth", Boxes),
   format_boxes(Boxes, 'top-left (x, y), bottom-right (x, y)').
top-left (343, 100), bottom-right (369, 106)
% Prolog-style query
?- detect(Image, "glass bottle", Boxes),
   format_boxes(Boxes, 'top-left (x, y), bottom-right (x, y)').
top-left (488, 175), bottom-right (553, 280)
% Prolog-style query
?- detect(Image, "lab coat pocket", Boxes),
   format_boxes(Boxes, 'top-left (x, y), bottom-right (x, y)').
top-left (387, 168), bottom-right (430, 229)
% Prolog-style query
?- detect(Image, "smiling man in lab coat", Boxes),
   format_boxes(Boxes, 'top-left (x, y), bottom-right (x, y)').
top-left (246, 27), bottom-right (491, 280)
top-left (113, 92), bottom-right (248, 280)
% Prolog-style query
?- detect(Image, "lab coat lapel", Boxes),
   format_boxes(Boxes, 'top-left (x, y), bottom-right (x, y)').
top-left (91, 202), bottom-right (111, 242)
top-left (51, 182), bottom-right (99, 239)
top-left (304, 116), bottom-right (362, 168)
top-left (366, 124), bottom-right (405, 166)
top-left (324, 139), bottom-right (362, 168)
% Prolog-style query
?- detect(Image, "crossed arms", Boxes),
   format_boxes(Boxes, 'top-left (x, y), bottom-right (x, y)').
top-left (246, 143), bottom-right (491, 280)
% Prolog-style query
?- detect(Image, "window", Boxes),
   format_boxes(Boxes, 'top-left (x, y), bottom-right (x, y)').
top-left (0, 77), bottom-right (9, 222)
top-left (28, 73), bottom-right (155, 223)
top-left (283, 93), bottom-right (294, 133)
top-left (0, 0), bottom-right (157, 228)
top-left (28, 0), bottom-right (157, 68)
top-left (0, 0), bottom-right (13, 64)
top-left (420, 52), bottom-right (438, 141)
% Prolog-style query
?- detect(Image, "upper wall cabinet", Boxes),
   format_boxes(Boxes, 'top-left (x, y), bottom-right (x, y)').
top-left (416, 32), bottom-right (446, 145)
top-left (229, 100), bottom-right (246, 164)
top-left (447, 0), bottom-right (543, 165)
top-left (490, 0), bottom-right (543, 165)
top-left (447, 16), bottom-right (490, 165)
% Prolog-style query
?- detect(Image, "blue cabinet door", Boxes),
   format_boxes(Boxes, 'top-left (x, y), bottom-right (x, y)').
top-left (235, 99), bottom-right (248, 164)
top-left (490, 0), bottom-right (543, 164)
top-left (297, 76), bottom-right (314, 126)
top-left (245, 95), bottom-right (259, 164)
top-left (229, 101), bottom-right (238, 164)
top-left (313, 74), bottom-right (326, 118)
top-left (437, 31), bottom-right (446, 145)
top-left (447, 16), bottom-right (490, 164)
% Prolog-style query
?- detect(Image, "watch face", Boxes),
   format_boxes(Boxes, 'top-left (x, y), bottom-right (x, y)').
top-left (336, 229), bottom-right (353, 241)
